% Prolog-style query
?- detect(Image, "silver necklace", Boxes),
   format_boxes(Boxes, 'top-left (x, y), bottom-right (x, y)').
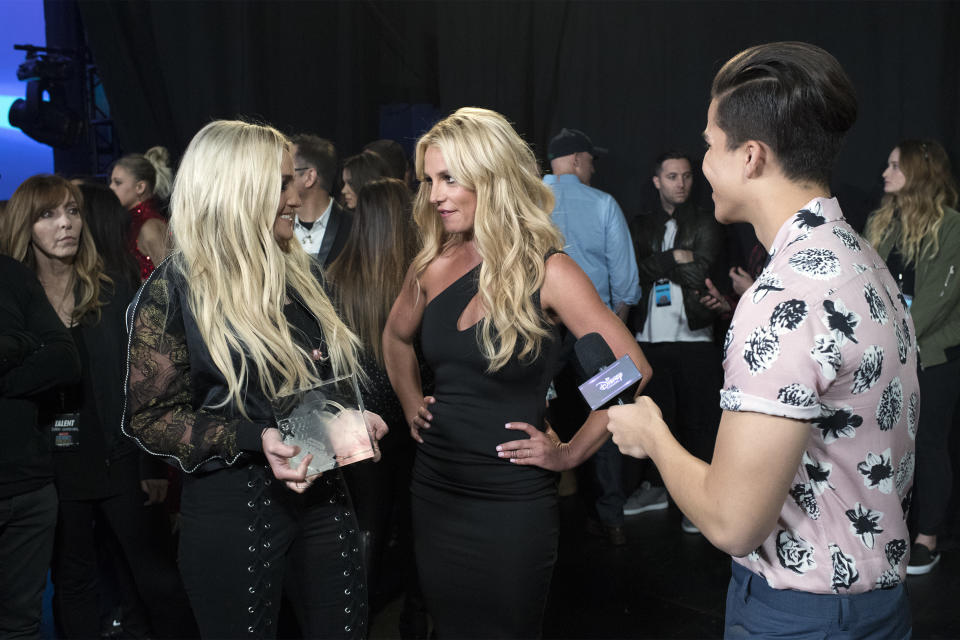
top-left (295, 217), bottom-right (313, 244)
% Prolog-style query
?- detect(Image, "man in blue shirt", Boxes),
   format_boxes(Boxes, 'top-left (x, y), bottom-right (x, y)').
top-left (544, 128), bottom-right (640, 544)
top-left (544, 128), bottom-right (638, 319)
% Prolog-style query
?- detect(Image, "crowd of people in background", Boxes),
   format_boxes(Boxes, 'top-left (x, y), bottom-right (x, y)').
top-left (0, 40), bottom-right (957, 640)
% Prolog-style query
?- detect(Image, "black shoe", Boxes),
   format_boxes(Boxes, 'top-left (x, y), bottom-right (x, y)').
top-left (586, 518), bottom-right (627, 546)
top-left (398, 609), bottom-right (429, 640)
top-left (606, 524), bottom-right (627, 546)
top-left (907, 543), bottom-right (941, 575)
top-left (100, 606), bottom-right (123, 638)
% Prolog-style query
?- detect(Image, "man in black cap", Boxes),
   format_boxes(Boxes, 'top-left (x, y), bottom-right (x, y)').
top-left (546, 128), bottom-right (604, 186)
top-left (544, 128), bottom-right (636, 318)
top-left (544, 127), bottom-right (641, 545)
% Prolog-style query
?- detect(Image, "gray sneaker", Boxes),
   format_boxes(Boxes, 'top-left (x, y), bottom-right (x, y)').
top-left (623, 481), bottom-right (669, 516)
top-left (681, 515), bottom-right (700, 534)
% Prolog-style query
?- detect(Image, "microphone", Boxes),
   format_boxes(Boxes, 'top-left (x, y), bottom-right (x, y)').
top-left (574, 332), bottom-right (643, 410)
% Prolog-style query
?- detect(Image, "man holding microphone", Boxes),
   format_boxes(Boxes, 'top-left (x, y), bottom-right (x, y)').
top-left (608, 42), bottom-right (916, 638)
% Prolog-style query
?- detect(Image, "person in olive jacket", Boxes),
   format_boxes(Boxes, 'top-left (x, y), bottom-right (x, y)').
top-left (866, 139), bottom-right (960, 576)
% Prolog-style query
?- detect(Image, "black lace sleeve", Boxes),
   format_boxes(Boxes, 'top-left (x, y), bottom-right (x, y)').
top-left (123, 272), bottom-right (263, 472)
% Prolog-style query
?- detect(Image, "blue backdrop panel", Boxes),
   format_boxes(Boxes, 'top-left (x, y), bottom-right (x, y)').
top-left (1, 0), bottom-right (53, 200)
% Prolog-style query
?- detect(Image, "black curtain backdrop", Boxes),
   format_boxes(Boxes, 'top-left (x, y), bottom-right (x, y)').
top-left (75, 0), bottom-right (959, 222)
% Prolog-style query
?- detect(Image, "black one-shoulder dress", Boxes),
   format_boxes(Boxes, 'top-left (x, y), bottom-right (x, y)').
top-left (412, 263), bottom-right (562, 638)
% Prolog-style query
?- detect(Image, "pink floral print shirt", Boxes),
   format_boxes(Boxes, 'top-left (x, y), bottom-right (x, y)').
top-left (722, 197), bottom-right (918, 594)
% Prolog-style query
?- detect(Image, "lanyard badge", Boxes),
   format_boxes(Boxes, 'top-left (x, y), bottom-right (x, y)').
top-left (654, 279), bottom-right (672, 307)
top-left (49, 413), bottom-right (81, 450)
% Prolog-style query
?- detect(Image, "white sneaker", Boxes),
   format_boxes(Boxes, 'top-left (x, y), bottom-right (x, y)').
top-left (623, 481), bottom-right (669, 516)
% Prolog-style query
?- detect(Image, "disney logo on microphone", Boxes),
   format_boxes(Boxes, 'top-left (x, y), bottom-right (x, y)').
top-left (595, 372), bottom-right (624, 391)
top-left (578, 354), bottom-right (644, 410)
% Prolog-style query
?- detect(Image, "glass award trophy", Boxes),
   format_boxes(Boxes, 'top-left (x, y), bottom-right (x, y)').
top-left (271, 374), bottom-right (377, 476)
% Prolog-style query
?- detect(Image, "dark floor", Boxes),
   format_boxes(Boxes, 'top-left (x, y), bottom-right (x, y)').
top-left (372, 494), bottom-right (960, 640)
top-left (36, 475), bottom-right (960, 639)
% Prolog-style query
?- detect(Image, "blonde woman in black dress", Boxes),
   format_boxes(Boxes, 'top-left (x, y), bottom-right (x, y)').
top-left (383, 108), bottom-right (650, 638)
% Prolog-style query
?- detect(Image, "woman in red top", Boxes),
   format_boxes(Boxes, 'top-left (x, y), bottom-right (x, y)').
top-left (110, 146), bottom-right (172, 278)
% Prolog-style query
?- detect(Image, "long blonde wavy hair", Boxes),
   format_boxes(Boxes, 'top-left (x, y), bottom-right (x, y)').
top-left (169, 120), bottom-right (360, 414)
top-left (412, 107), bottom-right (563, 371)
top-left (865, 139), bottom-right (959, 265)
top-left (1, 175), bottom-right (107, 324)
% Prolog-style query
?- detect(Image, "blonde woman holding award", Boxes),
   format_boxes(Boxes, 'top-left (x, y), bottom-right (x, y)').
top-left (123, 120), bottom-right (386, 639)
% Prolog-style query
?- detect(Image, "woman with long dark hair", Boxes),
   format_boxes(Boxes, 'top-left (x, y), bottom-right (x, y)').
top-left (1, 175), bottom-right (193, 638)
top-left (123, 120), bottom-right (387, 639)
top-left (327, 178), bottom-right (417, 367)
top-left (326, 177), bottom-right (421, 611)
top-left (865, 139), bottom-right (960, 575)
top-left (341, 150), bottom-right (390, 210)
top-left (382, 108), bottom-right (651, 638)
top-left (77, 182), bottom-right (140, 293)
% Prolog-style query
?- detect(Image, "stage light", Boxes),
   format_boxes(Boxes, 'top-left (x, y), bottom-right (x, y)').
top-left (7, 45), bottom-right (85, 149)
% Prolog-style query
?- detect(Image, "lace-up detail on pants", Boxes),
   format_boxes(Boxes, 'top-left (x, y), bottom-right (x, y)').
top-left (178, 460), bottom-right (367, 639)
top-left (245, 464), bottom-right (277, 636)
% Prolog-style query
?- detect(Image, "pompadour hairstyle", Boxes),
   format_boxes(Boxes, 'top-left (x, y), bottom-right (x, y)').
top-left (711, 41), bottom-right (858, 187)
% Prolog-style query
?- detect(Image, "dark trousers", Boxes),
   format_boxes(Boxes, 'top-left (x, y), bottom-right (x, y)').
top-left (178, 462), bottom-right (367, 640)
top-left (52, 459), bottom-right (194, 638)
top-left (592, 438), bottom-right (626, 525)
top-left (725, 561), bottom-right (911, 639)
top-left (548, 347), bottom-right (625, 525)
top-left (638, 341), bottom-right (722, 464)
top-left (342, 436), bottom-right (416, 610)
top-left (913, 357), bottom-right (960, 536)
top-left (0, 483), bottom-right (57, 640)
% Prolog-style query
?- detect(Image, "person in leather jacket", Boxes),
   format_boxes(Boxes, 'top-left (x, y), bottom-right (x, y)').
top-left (623, 152), bottom-right (725, 530)
top-left (628, 152), bottom-right (725, 335)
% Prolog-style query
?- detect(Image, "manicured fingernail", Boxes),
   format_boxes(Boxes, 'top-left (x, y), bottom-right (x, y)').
top-left (496, 445), bottom-right (502, 451)
top-left (504, 423), bottom-right (511, 428)
top-left (498, 451), bottom-right (505, 457)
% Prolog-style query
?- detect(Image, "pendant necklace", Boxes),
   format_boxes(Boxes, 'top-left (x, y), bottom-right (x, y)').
top-left (296, 217), bottom-right (312, 245)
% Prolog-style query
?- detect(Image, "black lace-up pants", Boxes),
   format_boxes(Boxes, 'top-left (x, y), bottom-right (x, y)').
top-left (178, 462), bottom-right (366, 640)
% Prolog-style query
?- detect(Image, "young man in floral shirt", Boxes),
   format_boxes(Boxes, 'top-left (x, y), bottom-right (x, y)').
top-left (608, 42), bottom-right (915, 637)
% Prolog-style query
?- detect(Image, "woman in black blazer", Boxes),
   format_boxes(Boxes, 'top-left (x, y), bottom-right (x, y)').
top-left (2, 174), bottom-right (194, 638)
